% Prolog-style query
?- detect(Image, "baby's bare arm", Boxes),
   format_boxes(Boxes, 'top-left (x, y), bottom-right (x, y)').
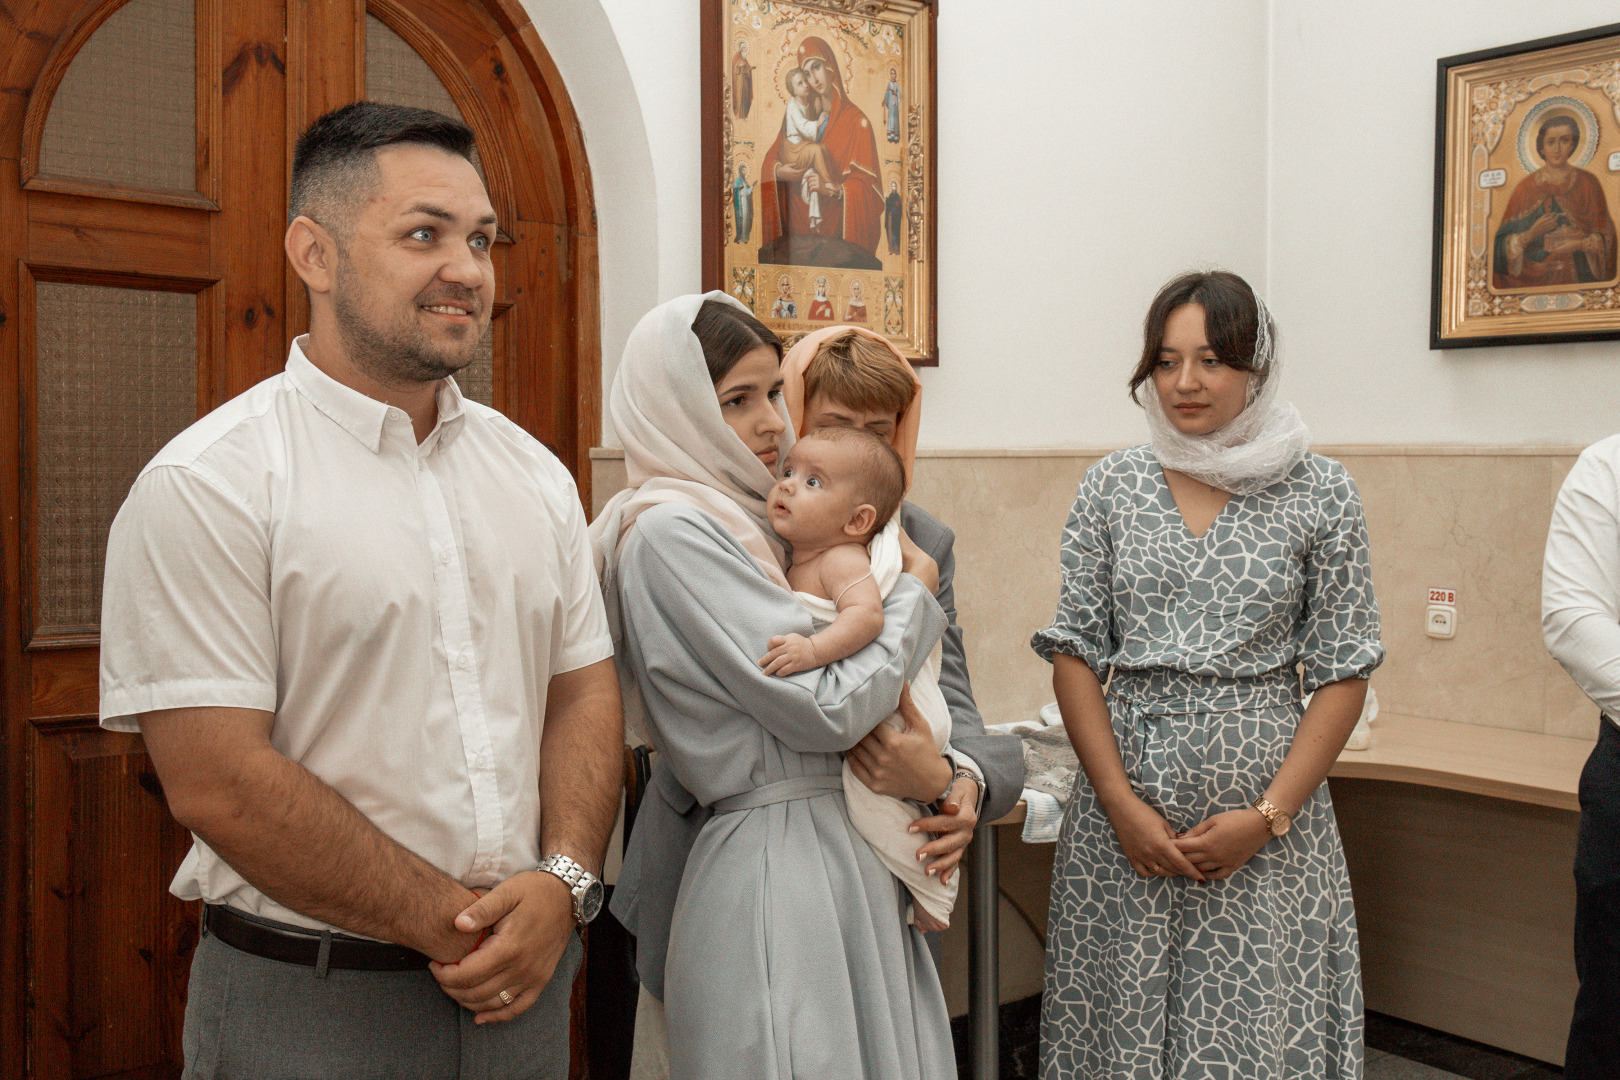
top-left (760, 544), bottom-right (884, 676)
top-left (806, 545), bottom-right (884, 665)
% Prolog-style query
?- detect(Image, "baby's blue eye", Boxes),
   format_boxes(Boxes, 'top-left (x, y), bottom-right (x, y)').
top-left (806, 476), bottom-right (822, 488)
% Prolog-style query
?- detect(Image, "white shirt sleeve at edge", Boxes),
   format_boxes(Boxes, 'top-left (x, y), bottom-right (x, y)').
top-left (1543, 443), bottom-right (1620, 723)
top-left (550, 470), bottom-right (614, 676)
top-left (99, 465), bottom-right (279, 731)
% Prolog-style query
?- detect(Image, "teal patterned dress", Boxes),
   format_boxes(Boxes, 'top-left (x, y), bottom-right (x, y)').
top-left (1031, 446), bottom-right (1384, 1080)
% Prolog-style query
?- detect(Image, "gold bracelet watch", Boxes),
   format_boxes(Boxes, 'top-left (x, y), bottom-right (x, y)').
top-left (1251, 796), bottom-right (1292, 838)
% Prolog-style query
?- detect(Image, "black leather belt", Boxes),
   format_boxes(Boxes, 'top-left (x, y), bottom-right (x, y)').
top-left (204, 904), bottom-right (431, 971)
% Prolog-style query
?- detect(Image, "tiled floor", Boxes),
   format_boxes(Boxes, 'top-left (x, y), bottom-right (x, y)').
top-left (953, 999), bottom-right (1565, 1080)
top-left (1365, 1011), bottom-right (1564, 1080)
top-left (1368, 1048), bottom-right (1469, 1079)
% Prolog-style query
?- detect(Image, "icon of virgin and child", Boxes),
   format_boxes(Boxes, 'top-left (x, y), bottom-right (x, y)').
top-left (1492, 112), bottom-right (1618, 290)
top-left (757, 36), bottom-right (886, 271)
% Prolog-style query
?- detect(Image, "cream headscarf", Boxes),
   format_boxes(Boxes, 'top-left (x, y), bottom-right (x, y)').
top-left (779, 325), bottom-right (922, 490)
top-left (590, 291), bottom-right (793, 744)
top-left (1141, 290), bottom-right (1310, 497)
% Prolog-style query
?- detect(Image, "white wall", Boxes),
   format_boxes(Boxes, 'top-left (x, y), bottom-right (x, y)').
top-left (534, 1), bottom-right (1620, 452)
top-left (557, 0), bottom-right (1269, 449)
top-left (518, 0), bottom-right (661, 433)
top-left (1269, 0), bottom-right (1620, 446)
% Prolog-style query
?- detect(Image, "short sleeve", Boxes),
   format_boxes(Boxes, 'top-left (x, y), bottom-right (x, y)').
top-left (1296, 468), bottom-right (1385, 691)
top-left (99, 465), bottom-right (278, 730)
top-left (1542, 441), bottom-right (1620, 718)
top-left (549, 468), bottom-right (613, 675)
top-left (1031, 467), bottom-right (1117, 678)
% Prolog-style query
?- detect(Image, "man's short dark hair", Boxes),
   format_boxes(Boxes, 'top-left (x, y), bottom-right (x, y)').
top-left (289, 102), bottom-right (477, 234)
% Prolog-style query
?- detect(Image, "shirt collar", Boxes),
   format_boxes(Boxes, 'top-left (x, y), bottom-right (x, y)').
top-left (285, 336), bottom-right (468, 454)
top-left (434, 372), bottom-right (468, 450)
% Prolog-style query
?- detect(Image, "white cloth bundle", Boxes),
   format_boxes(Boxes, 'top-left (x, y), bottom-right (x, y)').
top-left (793, 521), bottom-right (960, 927)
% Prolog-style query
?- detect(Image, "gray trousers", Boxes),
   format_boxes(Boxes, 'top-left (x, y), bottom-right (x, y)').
top-left (181, 925), bottom-right (582, 1079)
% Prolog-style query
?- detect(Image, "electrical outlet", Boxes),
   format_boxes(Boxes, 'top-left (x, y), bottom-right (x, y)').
top-left (1426, 605), bottom-right (1456, 639)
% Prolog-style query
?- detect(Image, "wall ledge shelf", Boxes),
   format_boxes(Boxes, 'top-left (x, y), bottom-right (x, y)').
top-left (1330, 713), bottom-right (1592, 812)
top-left (991, 712), bottom-right (1596, 826)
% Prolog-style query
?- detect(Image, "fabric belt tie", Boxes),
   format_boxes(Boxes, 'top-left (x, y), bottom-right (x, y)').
top-left (711, 774), bottom-right (843, 814)
top-left (1107, 668), bottom-right (1302, 832)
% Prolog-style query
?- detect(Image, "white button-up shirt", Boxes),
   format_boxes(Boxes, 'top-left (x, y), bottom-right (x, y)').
top-left (1544, 433), bottom-right (1620, 729)
top-left (100, 338), bottom-right (612, 932)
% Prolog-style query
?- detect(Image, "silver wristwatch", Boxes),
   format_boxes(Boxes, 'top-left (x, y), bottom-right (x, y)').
top-left (537, 854), bottom-right (604, 925)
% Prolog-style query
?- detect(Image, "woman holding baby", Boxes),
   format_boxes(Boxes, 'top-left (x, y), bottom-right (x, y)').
top-left (595, 293), bottom-right (1022, 1080)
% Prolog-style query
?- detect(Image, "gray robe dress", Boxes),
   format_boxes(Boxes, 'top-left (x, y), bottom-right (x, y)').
top-left (1032, 447), bottom-right (1384, 1079)
top-left (615, 503), bottom-right (958, 1080)
top-left (612, 501), bottom-right (1026, 998)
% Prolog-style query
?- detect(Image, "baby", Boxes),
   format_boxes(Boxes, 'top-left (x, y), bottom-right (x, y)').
top-left (760, 427), bottom-right (963, 929)
top-left (779, 68), bottom-right (836, 230)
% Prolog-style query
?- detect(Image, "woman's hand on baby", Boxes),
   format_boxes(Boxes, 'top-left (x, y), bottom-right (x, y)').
top-left (897, 528), bottom-right (939, 593)
top-left (848, 685), bottom-right (953, 801)
top-left (908, 777), bottom-right (979, 886)
top-left (1105, 795), bottom-right (1205, 881)
top-left (760, 633), bottom-right (819, 676)
top-left (1172, 809), bottom-right (1271, 880)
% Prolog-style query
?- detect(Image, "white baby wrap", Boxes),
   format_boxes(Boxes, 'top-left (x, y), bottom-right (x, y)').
top-left (794, 520), bottom-right (959, 927)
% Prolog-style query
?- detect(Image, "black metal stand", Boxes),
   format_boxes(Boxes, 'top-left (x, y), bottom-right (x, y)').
top-left (966, 822), bottom-right (999, 1080)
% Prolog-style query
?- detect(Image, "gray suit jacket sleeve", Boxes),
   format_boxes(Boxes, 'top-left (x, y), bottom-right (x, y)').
top-left (899, 502), bottom-right (1026, 824)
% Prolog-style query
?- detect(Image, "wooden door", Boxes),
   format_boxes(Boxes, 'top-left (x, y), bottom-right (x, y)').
top-left (0, 2), bottom-right (598, 1076)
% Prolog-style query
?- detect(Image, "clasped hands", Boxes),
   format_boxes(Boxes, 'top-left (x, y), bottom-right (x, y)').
top-left (1106, 795), bottom-right (1273, 882)
top-left (427, 869), bottom-right (576, 1024)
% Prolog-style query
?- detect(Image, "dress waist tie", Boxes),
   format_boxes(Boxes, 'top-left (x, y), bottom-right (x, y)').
top-left (711, 774), bottom-right (843, 814)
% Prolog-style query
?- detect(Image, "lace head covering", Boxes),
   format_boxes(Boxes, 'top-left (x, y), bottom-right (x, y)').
top-left (1142, 289), bottom-right (1309, 496)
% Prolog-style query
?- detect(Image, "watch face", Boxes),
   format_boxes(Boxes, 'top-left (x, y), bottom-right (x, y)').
top-left (579, 880), bottom-right (605, 924)
top-left (1270, 813), bottom-right (1292, 837)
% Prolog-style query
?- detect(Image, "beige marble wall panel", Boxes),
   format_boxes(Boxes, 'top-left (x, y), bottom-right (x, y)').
top-left (587, 447), bottom-right (1598, 736)
top-left (1325, 450), bottom-right (1583, 736)
top-left (906, 453), bottom-right (1101, 727)
top-left (589, 452), bottom-right (627, 519)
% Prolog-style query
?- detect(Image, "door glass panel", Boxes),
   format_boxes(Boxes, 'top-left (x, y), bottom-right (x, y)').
top-left (35, 284), bottom-right (196, 632)
top-left (365, 13), bottom-right (484, 178)
top-left (39, 0), bottom-right (196, 191)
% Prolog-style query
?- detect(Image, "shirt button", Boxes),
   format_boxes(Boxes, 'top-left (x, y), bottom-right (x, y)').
top-left (457, 652), bottom-right (472, 670)
top-left (439, 550), bottom-right (452, 566)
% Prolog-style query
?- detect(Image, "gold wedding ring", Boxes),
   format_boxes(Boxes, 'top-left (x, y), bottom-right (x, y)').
top-left (498, 989), bottom-right (513, 1006)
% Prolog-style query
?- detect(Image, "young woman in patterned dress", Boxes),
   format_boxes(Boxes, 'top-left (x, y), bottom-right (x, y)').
top-left (1032, 271), bottom-right (1384, 1079)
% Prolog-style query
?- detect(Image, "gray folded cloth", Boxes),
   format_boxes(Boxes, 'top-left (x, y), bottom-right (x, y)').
top-left (993, 703), bottom-right (1079, 842)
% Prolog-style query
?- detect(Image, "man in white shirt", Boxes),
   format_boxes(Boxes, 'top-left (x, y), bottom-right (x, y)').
top-left (1543, 433), bottom-right (1620, 1080)
top-left (99, 103), bottom-right (621, 1078)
